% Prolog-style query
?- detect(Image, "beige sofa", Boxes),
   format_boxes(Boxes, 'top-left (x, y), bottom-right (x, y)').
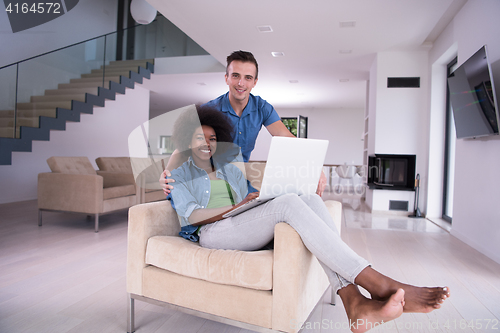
top-left (126, 161), bottom-right (342, 332)
top-left (38, 156), bottom-right (137, 232)
top-left (96, 157), bottom-right (167, 204)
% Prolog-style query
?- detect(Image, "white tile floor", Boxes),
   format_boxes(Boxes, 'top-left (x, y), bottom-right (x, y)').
top-left (1, 197), bottom-right (499, 333)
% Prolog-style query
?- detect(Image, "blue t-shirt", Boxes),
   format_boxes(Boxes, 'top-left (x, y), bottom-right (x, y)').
top-left (203, 93), bottom-right (281, 162)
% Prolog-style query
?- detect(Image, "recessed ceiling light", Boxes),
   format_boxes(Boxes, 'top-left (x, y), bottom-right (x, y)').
top-left (257, 25), bottom-right (273, 33)
top-left (339, 79), bottom-right (350, 82)
top-left (339, 49), bottom-right (352, 54)
top-left (339, 21), bottom-right (356, 28)
top-left (289, 80), bottom-right (299, 84)
top-left (197, 82), bottom-right (206, 86)
top-left (271, 52), bottom-right (285, 57)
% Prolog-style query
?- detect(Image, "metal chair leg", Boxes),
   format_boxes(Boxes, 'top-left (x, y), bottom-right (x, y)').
top-left (38, 209), bottom-right (42, 226)
top-left (95, 213), bottom-right (99, 233)
top-left (127, 296), bottom-right (135, 333)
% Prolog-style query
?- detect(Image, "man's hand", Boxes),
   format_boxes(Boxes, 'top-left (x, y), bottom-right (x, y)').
top-left (159, 169), bottom-right (175, 195)
top-left (316, 170), bottom-right (327, 197)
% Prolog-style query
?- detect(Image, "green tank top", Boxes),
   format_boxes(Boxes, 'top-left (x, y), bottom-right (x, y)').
top-left (206, 180), bottom-right (235, 208)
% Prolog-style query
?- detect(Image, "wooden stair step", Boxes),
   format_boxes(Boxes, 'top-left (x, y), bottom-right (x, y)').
top-left (81, 72), bottom-right (131, 79)
top-left (0, 117), bottom-right (40, 127)
top-left (17, 101), bottom-right (72, 110)
top-left (90, 67), bottom-right (143, 74)
top-left (45, 87), bottom-right (99, 95)
top-left (0, 127), bottom-right (17, 138)
top-left (15, 109), bottom-right (57, 118)
top-left (0, 110), bottom-right (15, 117)
top-left (58, 81), bottom-right (107, 89)
top-left (107, 59), bottom-right (153, 67)
top-left (31, 94), bottom-right (87, 103)
top-left (70, 76), bottom-right (121, 84)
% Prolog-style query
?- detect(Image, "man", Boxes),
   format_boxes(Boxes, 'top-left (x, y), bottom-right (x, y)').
top-left (160, 50), bottom-right (327, 195)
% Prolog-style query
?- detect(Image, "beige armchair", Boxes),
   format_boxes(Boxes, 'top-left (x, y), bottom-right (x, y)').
top-left (38, 156), bottom-right (137, 232)
top-left (126, 161), bottom-right (342, 333)
top-left (96, 156), bottom-right (168, 204)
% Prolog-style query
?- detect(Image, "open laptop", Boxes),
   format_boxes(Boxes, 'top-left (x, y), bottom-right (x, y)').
top-left (223, 136), bottom-right (329, 218)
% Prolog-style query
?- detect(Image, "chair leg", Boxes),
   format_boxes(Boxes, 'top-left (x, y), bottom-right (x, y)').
top-left (127, 296), bottom-right (135, 333)
top-left (95, 213), bottom-right (99, 233)
top-left (38, 209), bottom-right (42, 226)
top-left (330, 288), bottom-right (336, 306)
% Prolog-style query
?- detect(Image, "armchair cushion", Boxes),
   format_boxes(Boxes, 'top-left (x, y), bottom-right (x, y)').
top-left (96, 156), bottom-right (133, 173)
top-left (145, 236), bottom-right (273, 290)
top-left (102, 184), bottom-right (136, 200)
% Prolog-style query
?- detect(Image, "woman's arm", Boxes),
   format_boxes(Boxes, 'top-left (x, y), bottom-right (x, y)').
top-left (189, 192), bottom-right (259, 226)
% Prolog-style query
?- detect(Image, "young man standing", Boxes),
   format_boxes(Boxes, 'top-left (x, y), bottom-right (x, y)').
top-left (160, 50), bottom-right (327, 195)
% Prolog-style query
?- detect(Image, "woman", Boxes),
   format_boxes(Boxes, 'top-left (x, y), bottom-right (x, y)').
top-left (169, 105), bottom-right (450, 333)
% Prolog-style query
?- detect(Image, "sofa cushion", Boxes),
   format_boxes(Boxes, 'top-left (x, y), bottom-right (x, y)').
top-left (145, 236), bottom-right (273, 290)
top-left (103, 184), bottom-right (136, 200)
top-left (47, 156), bottom-right (96, 175)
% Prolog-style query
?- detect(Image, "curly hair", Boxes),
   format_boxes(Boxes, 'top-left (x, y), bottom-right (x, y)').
top-left (226, 50), bottom-right (259, 79)
top-left (172, 105), bottom-right (234, 157)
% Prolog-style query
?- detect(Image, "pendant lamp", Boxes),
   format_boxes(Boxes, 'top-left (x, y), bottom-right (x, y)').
top-left (130, 0), bottom-right (157, 25)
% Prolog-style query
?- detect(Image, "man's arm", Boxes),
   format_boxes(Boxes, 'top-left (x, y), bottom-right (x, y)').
top-left (265, 120), bottom-right (296, 137)
top-left (265, 120), bottom-right (327, 196)
top-left (159, 149), bottom-right (188, 195)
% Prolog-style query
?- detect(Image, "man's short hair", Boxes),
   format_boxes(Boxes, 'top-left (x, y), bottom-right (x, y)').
top-left (226, 50), bottom-right (259, 79)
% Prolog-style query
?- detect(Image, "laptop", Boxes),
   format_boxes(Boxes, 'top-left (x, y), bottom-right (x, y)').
top-left (222, 136), bottom-right (329, 218)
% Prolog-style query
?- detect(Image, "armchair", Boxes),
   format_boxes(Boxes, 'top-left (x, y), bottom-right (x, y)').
top-left (96, 156), bottom-right (168, 204)
top-left (126, 161), bottom-right (343, 332)
top-left (38, 156), bottom-right (137, 232)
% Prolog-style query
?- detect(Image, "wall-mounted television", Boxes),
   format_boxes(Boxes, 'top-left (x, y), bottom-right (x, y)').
top-left (447, 45), bottom-right (500, 139)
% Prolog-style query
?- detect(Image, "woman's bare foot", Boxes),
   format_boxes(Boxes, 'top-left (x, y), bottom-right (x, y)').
top-left (339, 285), bottom-right (405, 333)
top-left (355, 267), bottom-right (450, 313)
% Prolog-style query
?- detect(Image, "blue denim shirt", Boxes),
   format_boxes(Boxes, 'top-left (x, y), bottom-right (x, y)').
top-left (169, 154), bottom-right (249, 231)
top-left (203, 93), bottom-right (281, 162)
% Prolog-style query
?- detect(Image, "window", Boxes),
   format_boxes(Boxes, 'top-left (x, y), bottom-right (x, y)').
top-left (282, 115), bottom-right (308, 138)
top-left (443, 57), bottom-right (458, 222)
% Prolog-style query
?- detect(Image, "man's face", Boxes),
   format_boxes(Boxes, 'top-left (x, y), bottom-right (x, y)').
top-left (225, 60), bottom-right (258, 104)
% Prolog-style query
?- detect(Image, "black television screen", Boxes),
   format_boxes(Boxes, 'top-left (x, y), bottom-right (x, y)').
top-left (448, 45), bottom-right (500, 139)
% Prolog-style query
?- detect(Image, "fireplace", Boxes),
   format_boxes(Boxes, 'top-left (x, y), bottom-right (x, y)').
top-left (367, 154), bottom-right (416, 191)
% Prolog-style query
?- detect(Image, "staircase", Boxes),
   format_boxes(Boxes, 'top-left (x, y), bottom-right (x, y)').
top-left (0, 59), bottom-right (154, 165)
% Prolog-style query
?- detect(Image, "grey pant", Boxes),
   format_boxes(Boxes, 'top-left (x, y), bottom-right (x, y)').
top-left (199, 193), bottom-right (370, 293)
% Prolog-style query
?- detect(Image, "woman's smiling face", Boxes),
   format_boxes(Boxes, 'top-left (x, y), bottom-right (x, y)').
top-left (189, 125), bottom-right (217, 163)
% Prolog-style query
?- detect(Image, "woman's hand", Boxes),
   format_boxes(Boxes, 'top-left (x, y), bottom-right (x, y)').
top-left (235, 192), bottom-right (260, 207)
top-left (159, 169), bottom-right (175, 195)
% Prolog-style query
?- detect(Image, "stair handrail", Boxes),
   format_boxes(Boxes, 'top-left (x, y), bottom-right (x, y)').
top-left (0, 20), bottom-right (153, 71)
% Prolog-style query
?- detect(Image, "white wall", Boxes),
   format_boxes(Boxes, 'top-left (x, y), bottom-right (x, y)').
top-left (0, 86), bottom-right (150, 204)
top-left (0, 0), bottom-right (118, 68)
top-left (251, 108), bottom-right (365, 166)
top-left (367, 50), bottom-right (431, 212)
top-left (429, 0), bottom-right (500, 264)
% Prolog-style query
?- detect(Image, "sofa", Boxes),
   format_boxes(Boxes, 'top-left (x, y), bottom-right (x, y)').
top-left (126, 161), bottom-right (342, 332)
top-left (38, 156), bottom-right (138, 232)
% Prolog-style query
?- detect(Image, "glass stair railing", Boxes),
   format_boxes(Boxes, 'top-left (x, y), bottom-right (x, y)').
top-left (0, 15), bottom-right (208, 165)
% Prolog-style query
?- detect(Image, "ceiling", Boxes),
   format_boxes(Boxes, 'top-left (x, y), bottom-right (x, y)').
top-left (144, 0), bottom-right (466, 113)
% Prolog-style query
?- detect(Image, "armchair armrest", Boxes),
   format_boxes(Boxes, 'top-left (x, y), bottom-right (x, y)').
top-left (126, 200), bottom-right (180, 295)
top-left (37, 172), bottom-right (103, 213)
top-left (96, 171), bottom-right (135, 188)
top-left (272, 218), bottom-right (338, 332)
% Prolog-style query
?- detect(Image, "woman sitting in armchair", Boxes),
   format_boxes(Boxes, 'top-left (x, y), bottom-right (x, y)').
top-left (167, 105), bottom-right (450, 333)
